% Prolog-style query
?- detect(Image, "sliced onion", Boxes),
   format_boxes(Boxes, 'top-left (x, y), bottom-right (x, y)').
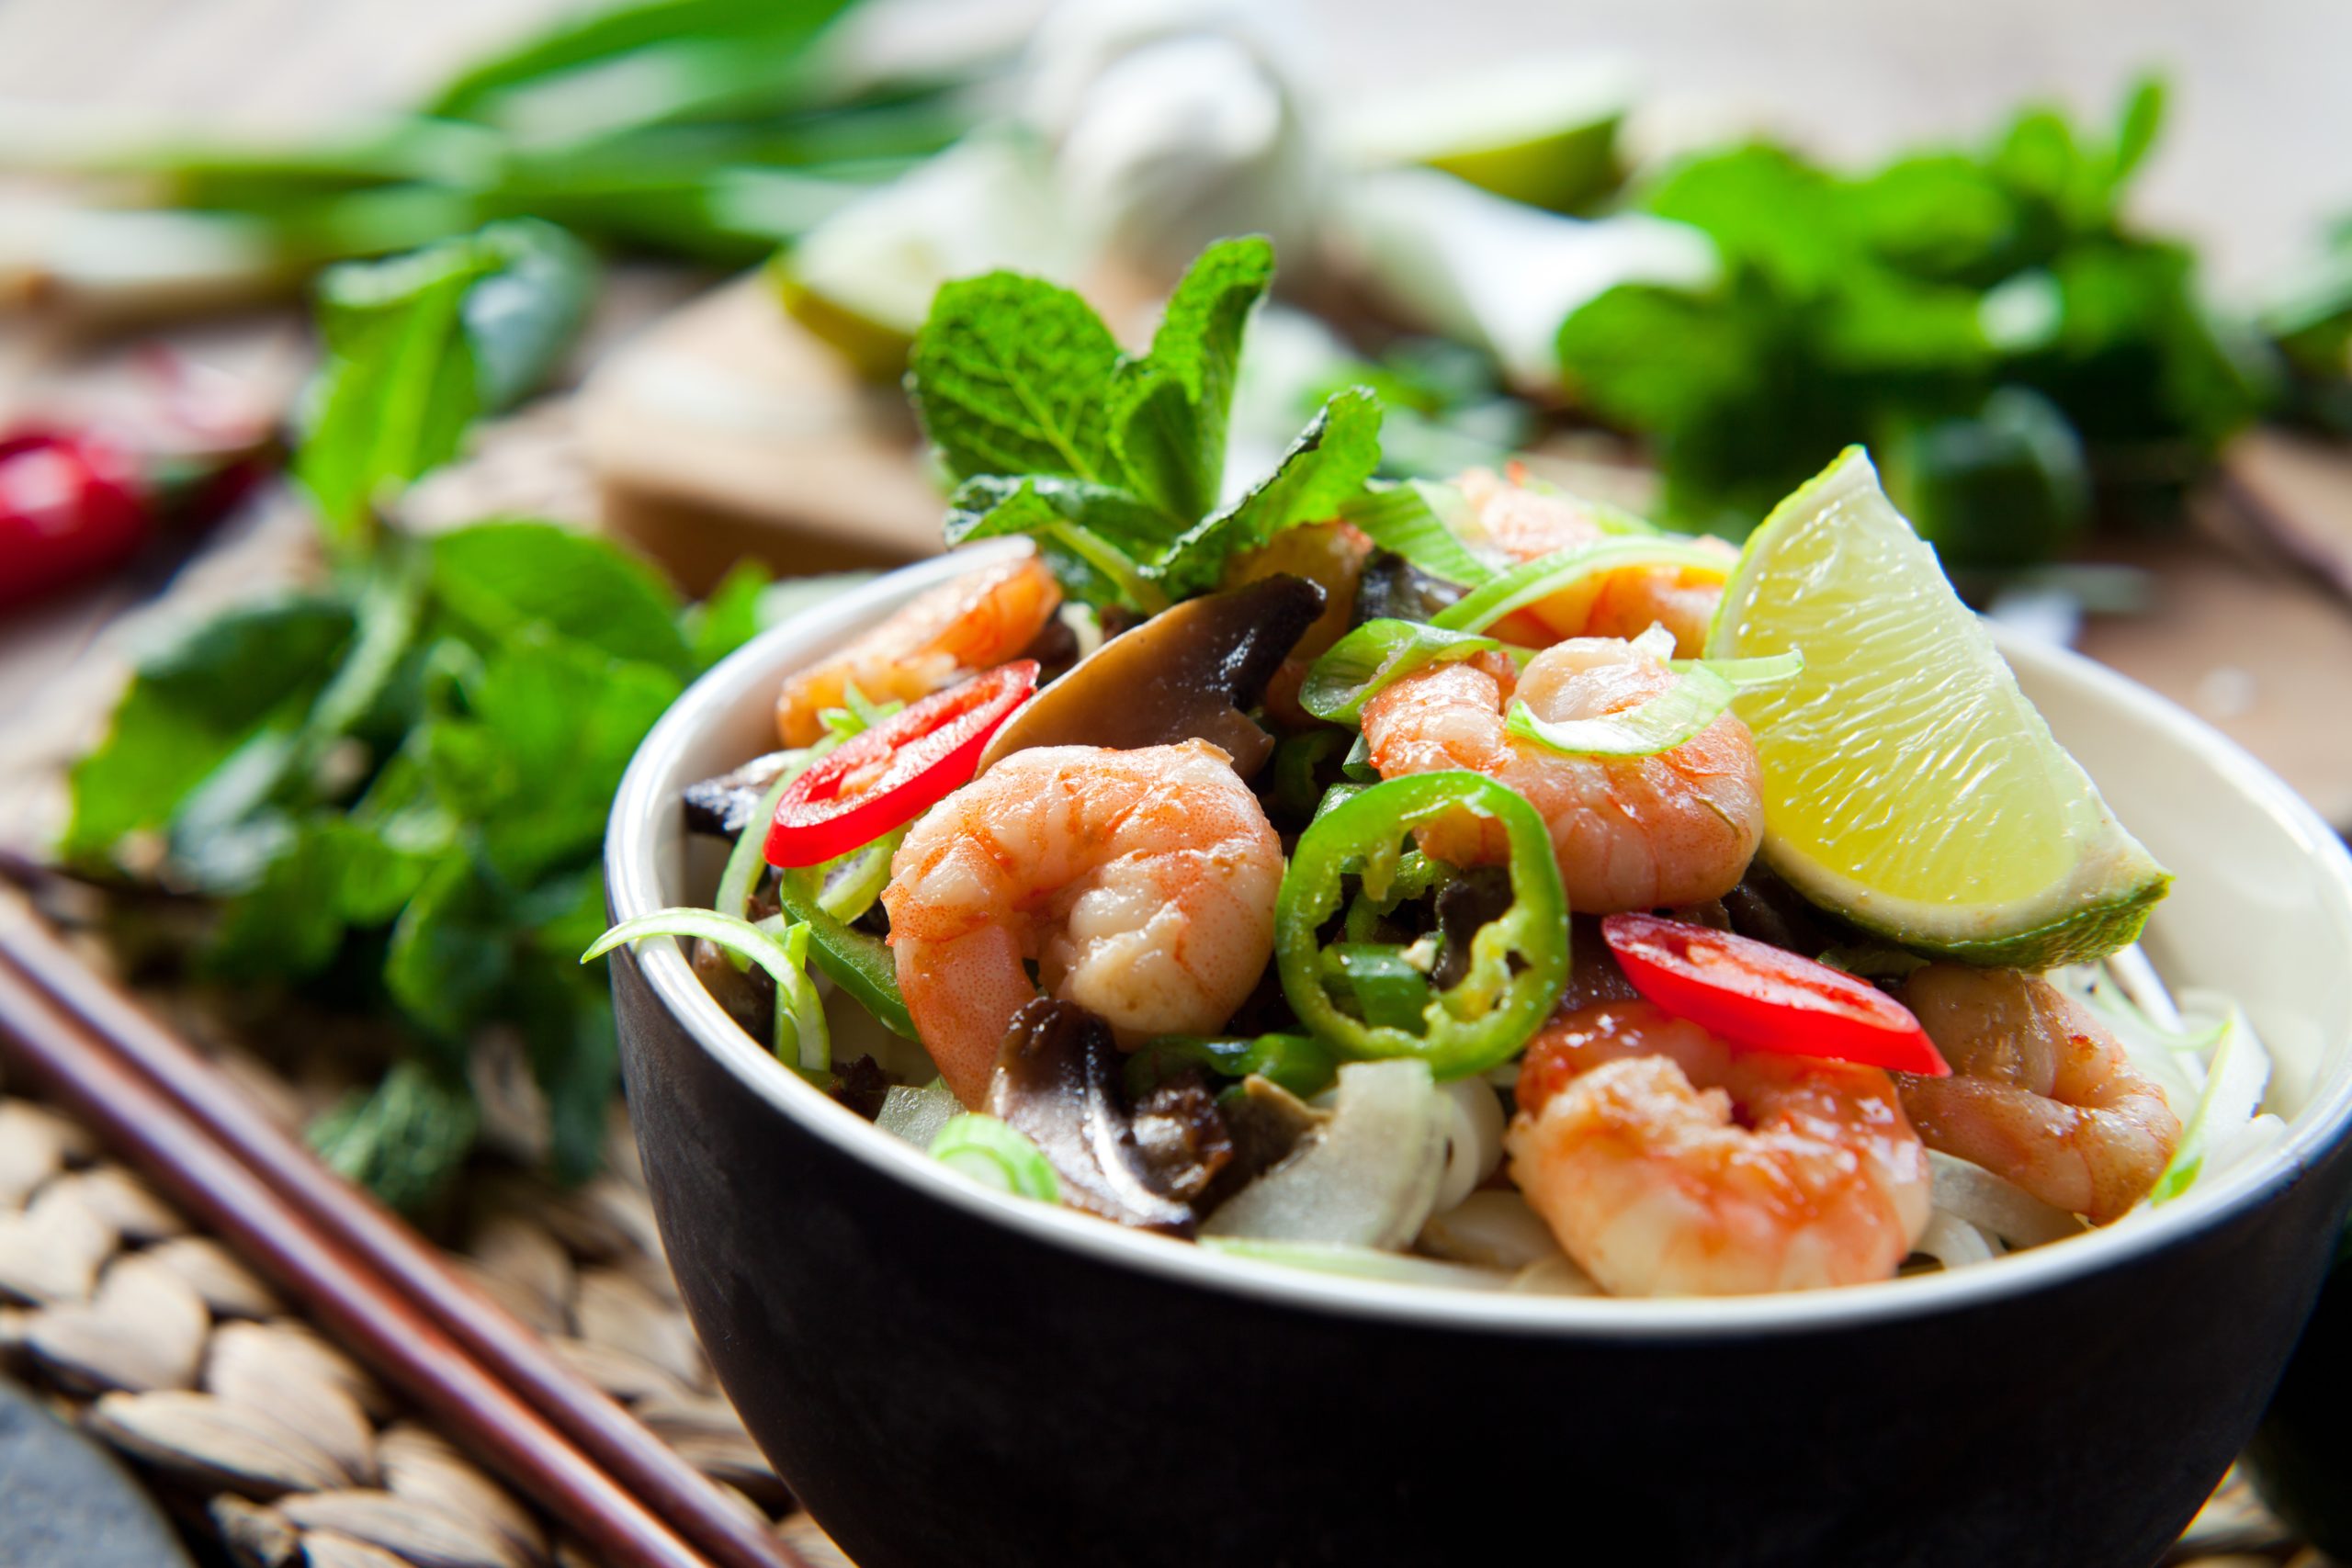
top-left (1507, 1254), bottom-right (1602, 1296)
top-left (1203, 1059), bottom-right (1448, 1249)
top-left (1431, 1077), bottom-right (1507, 1214)
top-left (876, 1080), bottom-right (959, 1150)
top-left (2150, 1003), bottom-right (2271, 1205)
top-left (1927, 1150), bottom-right (2085, 1249)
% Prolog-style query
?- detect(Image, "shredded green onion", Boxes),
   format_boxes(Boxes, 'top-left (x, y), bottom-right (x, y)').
top-left (2149, 1002), bottom-right (2267, 1205)
top-left (713, 753), bottom-right (809, 931)
top-left (930, 1115), bottom-right (1062, 1203)
top-left (1505, 651), bottom-right (1800, 759)
top-left (1430, 538), bottom-right (1733, 634)
top-left (1337, 479), bottom-right (1496, 587)
top-left (583, 908), bottom-right (831, 1081)
top-left (1301, 618), bottom-right (1502, 726)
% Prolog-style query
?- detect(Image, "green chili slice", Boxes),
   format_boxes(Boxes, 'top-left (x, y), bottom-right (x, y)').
top-left (775, 864), bottom-right (916, 1039)
top-left (1276, 772), bottom-right (1567, 1077)
top-left (1124, 1032), bottom-right (1339, 1100)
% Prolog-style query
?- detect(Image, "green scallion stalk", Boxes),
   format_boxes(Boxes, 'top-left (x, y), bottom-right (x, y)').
top-left (1431, 538), bottom-right (1732, 633)
top-left (582, 907), bottom-right (830, 1080)
top-left (1505, 650), bottom-right (1801, 759)
top-left (929, 1114), bottom-right (1061, 1203)
top-left (1337, 479), bottom-right (1496, 588)
top-left (1301, 618), bottom-right (1502, 726)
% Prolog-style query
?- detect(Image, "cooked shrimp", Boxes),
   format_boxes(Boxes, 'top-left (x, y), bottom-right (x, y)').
top-left (882, 741), bottom-right (1284, 1105)
top-left (1508, 1002), bottom-right (1932, 1296)
top-left (774, 554), bottom-right (1060, 745)
top-left (1360, 637), bottom-right (1761, 911)
top-left (1895, 964), bottom-right (2182, 1224)
top-left (1457, 467), bottom-right (1735, 656)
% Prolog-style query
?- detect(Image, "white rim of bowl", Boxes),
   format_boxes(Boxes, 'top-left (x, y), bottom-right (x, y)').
top-left (607, 545), bottom-right (2352, 1340)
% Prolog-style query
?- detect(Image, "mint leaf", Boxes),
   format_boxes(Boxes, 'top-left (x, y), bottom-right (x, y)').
top-left (64, 598), bottom-right (356, 865)
top-left (1107, 235), bottom-right (1273, 520)
top-left (430, 521), bottom-right (691, 674)
top-left (299, 241), bottom-right (498, 546)
top-left (682, 558), bottom-right (773, 670)
top-left (943, 475), bottom-right (1168, 611)
top-left (299, 222), bottom-right (595, 547)
top-left (310, 1059), bottom-right (481, 1215)
top-left (386, 855), bottom-right (513, 1043)
top-left (910, 271), bottom-right (1123, 482)
top-left (422, 631), bottom-right (682, 884)
top-left (1153, 388), bottom-right (1385, 596)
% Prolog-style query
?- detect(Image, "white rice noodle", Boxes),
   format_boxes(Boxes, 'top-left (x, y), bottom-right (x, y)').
top-left (1418, 1190), bottom-right (1563, 1270)
top-left (1913, 1208), bottom-right (2000, 1271)
top-left (1508, 1253), bottom-right (1603, 1296)
top-left (1926, 1150), bottom-right (2086, 1249)
top-left (1431, 1077), bottom-right (1507, 1214)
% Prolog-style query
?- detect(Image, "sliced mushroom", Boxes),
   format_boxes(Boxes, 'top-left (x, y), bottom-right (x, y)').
top-left (983, 998), bottom-right (1206, 1234)
top-left (681, 750), bottom-right (798, 840)
top-left (977, 575), bottom-right (1327, 778)
top-left (1198, 1074), bottom-right (1329, 1213)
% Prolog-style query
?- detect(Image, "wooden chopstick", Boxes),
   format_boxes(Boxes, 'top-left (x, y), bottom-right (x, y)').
top-left (0, 957), bottom-right (713, 1568)
top-left (0, 897), bottom-right (810, 1568)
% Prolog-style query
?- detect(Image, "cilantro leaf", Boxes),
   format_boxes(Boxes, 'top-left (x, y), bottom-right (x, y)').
top-left (910, 271), bottom-right (1123, 482)
top-left (1106, 235), bottom-right (1273, 521)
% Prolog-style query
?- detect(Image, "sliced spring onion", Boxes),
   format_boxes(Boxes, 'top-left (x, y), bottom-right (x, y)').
top-left (1125, 1032), bottom-right (1339, 1100)
top-left (713, 752), bottom-right (810, 928)
top-left (815, 826), bottom-right (906, 923)
top-left (2150, 1001), bottom-right (2269, 1204)
top-left (930, 1114), bottom-right (1061, 1203)
top-left (1926, 1149), bottom-right (2084, 1248)
top-left (1199, 1236), bottom-right (1517, 1292)
top-left (583, 908), bottom-right (830, 1081)
top-left (1430, 538), bottom-right (1733, 634)
top-left (1300, 617), bottom-right (1501, 725)
top-left (1337, 479), bottom-right (1496, 587)
top-left (1505, 649), bottom-right (1802, 759)
top-left (776, 865), bottom-right (915, 1038)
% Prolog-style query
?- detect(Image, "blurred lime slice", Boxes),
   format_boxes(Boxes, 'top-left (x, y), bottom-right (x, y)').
top-left (1343, 58), bottom-right (1631, 214)
top-left (1707, 446), bottom-right (2169, 968)
top-left (771, 134), bottom-right (1076, 381)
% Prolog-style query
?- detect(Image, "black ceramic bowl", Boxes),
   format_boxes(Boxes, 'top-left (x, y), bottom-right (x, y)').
top-left (607, 545), bottom-right (2352, 1568)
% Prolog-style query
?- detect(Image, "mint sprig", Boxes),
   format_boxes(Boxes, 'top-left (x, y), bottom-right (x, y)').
top-left (915, 236), bottom-right (1385, 608)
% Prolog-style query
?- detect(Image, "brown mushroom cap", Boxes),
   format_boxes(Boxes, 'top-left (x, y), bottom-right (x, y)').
top-left (985, 998), bottom-right (1227, 1234)
top-left (977, 575), bottom-right (1327, 777)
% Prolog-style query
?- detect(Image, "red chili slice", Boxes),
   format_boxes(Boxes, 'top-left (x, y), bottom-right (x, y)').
top-left (1600, 912), bottom-right (1951, 1077)
top-left (764, 661), bottom-right (1039, 869)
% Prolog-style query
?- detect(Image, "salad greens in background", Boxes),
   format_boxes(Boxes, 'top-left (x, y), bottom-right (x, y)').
top-left (59, 222), bottom-right (786, 1211)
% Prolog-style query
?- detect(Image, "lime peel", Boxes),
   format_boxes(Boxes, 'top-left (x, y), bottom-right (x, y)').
top-left (1707, 445), bottom-right (2169, 969)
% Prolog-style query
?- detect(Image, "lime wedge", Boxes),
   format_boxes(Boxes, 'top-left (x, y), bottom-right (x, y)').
top-left (1706, 446), bottom-right (2168, 968)
top-left (772, 135), bottom-right (1075, 382)
top-left (1343, 59), bottom-right (1630, 215)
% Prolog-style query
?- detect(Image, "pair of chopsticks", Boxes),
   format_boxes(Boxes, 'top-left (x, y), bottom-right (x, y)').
top-left (0, 891), bottom-right (809, 1568)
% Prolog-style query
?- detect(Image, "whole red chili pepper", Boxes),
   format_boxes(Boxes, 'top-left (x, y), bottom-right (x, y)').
top-left (0, 428), bottom-right (151, 612)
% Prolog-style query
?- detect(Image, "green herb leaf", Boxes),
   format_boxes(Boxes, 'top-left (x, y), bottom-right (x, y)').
top-left (1106, 235), bottom-right (1273, 521)
top-left (429, 522), bottom-right (691, 674)
top-left (299, 240), bottom-right (498, 546)
top-left (1153, 387), bottom-right (1384, 596)
top-left (942, 475), bottom-right (1167, 612)
top-left (1338, 479), bottom-right (1496, 587)
top-left (910, 270), bottom-right (1123, 484)
top-left (309, 1059), bottom-right (481, 1215)
top-left (1300, 618), bottom-right (1502, 726)
top-left (681, 558), bottom-right (773, 671)
top-left (459, 220), bottom-right (596, 410)
top-left (63, 598), bottom-right (356, 865)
